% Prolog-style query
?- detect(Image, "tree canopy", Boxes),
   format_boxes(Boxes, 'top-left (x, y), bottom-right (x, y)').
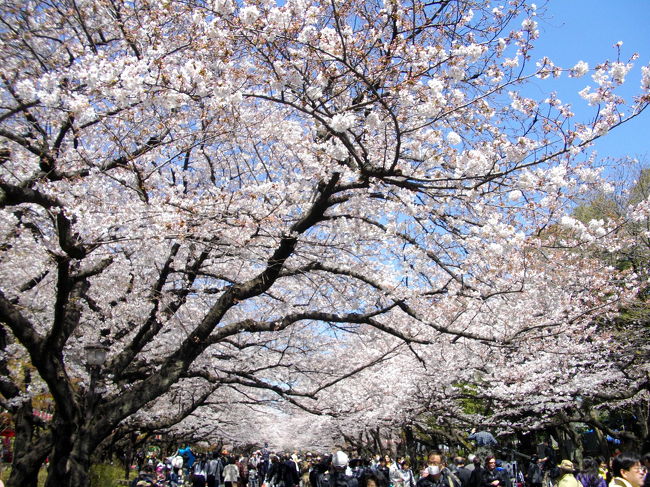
top-left (1, 0), bottom-right (649, 485)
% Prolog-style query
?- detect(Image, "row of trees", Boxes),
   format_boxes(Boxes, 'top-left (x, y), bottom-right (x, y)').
top-left (1, 0), bottom-right (649, 485)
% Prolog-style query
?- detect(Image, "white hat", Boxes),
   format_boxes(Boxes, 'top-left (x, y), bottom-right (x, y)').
top-left (332, 451), bottom-right (349, 468)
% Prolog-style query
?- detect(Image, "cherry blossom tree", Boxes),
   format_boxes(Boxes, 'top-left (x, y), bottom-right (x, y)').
top-left (1, 0), bottom-right (649, 485)
top-left (307, 168), bottom-right (650, 456)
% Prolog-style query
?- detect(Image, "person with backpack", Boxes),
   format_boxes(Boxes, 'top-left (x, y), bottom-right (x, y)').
top-left (333, 452), bottom-right (359, 487)
top-left (310, 456), bottom-right (330, 487)
top-left (207, 452), bottom-right (224, 487)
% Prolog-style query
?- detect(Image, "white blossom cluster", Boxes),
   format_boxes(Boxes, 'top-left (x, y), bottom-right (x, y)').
top-left (0, 0), bottom-right (648, 457)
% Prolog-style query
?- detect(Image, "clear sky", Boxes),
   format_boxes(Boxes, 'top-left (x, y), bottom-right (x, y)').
top-left (528, 0), bottom-right (650, 165)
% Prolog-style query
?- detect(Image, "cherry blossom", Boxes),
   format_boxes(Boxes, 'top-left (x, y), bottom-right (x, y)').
top-left (1, 0), bottom-right (649, 485)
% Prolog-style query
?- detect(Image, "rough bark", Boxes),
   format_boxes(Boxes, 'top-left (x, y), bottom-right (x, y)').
top-left (6, 403), bottom-right (51, 487)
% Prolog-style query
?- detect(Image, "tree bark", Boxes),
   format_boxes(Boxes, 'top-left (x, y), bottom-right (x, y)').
top-left (6, 402), bottom-right (50, 487)
top-left (403, 426), bottom-right (418, 464)
top-left (44, 423), bottom-right (93, 487)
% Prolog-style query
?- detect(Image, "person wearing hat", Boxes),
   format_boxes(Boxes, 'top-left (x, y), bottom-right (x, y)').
top-left (556, 460), bottom-right (580, 487)
top-left (312, 451), bottom-right (358, 487)
top-left (329, 451), bottom-right (358, 487)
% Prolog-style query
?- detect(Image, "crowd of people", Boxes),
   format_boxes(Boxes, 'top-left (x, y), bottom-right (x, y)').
top-left (128, 444), bottom-right (649, 487)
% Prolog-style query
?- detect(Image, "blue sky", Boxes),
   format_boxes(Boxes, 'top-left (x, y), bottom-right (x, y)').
top-left (529, 0), bottom-right (650, 164)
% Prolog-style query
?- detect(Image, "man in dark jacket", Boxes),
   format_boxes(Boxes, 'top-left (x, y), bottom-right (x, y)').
top-left (312, 452), bottom-right (358, 487)
top-left (310, 458), bottom-right (329, 487)
top-left (282, 454), bottom-right (301, 487)
top-left (418, 466), bottom-right (453, 487)
top-left (454, 457), bottom-right (472, 487)
top-left (418, 452), bottom-right (461, 487)
top-left (526, 456), bottom-right (543, 487)
top-left (469, 457), bottom-right (484, 487)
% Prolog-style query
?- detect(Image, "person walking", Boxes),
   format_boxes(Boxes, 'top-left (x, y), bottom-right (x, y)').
top-left (391, 460), bottom-right (416, 487)
top-left (526, 456), bottom-right (544, 487)
top-left (192, 455), bottom-right (209, 487)
top-left (470, 457), bottom-right (485, 487)
top-left (224, 457), bottom-right (241, 487)
top-left (419, 452), bottom-right (461, 487)
top-left (207, 452), bottom-right (224, 487)
top-left (282, 454), bottom-right (301, 487)
top-left (317, 451), bottom-right (358, 487)
top-left (454, 457), bottom-right (472, 487)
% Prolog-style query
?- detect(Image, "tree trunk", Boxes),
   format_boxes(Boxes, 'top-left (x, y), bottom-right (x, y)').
top-left (6, 401), bottom-right (51, 487)
top-left (639, 403), bottom-right (650, 453)
top-left (563, 424), bottom-right (584, 464)
top-left (631, 404), bottom-right (648, 452)
top-left (44, 422), bottom-right (95, 487)
top-left (404, 426), bottom-right (418, 463)
top-left (370, 427), bottom-right (384, 454)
